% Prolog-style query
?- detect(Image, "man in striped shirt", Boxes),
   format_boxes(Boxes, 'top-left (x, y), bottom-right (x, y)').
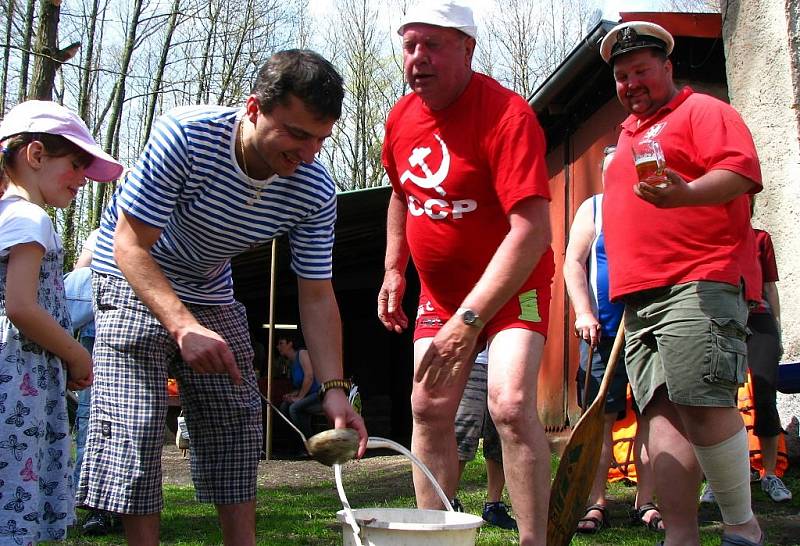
top-left (77, 50), bottom-right (367, 546)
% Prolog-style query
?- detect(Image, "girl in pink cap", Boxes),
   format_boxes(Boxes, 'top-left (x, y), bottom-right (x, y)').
top-left (0, 100), bottom-right (122, 544)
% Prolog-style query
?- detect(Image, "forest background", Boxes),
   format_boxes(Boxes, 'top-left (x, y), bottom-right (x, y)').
top-left (1, 0), bottom-right (713, 267)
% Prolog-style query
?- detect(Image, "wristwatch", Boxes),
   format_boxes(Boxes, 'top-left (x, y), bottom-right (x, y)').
top-left (318, 379), bottom-right (352, 401)
top-left (456, 307), bottom-right (484, 329)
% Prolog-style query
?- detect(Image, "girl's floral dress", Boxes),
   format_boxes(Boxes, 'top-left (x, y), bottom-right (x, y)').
top-left (0, 202), bottom-right (74, 546)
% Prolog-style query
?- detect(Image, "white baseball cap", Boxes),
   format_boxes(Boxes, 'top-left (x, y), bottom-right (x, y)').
top-left (0, 100), bottom-right (124, 182)
top-left (397, 0), bottom-right (477, 39)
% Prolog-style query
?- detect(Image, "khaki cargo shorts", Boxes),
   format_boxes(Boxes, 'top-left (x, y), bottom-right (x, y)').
top-left (622, 281), bottom-right (749, 412)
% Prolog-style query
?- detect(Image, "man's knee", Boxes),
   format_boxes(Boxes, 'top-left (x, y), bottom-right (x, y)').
top-left (488, 392), bottom-right (536, 434)
top-left (411, 389), bottom-right (458, 427)
top-left (678, 404), bottom-right (742, 446)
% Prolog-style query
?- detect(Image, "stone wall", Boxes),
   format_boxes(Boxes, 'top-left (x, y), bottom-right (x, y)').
top-left (721, 0), bottom-right (800, 435)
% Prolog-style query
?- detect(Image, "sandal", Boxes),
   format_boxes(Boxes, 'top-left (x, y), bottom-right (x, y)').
top-left (631, 502), bottom-right (664, 531)
top-left (721, 532), bottom-right (766, 546)
top-left (576, 503), bottom-right (609, 534)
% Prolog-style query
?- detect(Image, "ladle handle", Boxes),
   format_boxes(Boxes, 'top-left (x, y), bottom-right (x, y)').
top-left (249, 382), bottom-right (308, 443)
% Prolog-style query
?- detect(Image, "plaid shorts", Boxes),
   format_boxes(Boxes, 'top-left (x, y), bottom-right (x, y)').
top-left (76, 274), bottom-right (261, 514)
top-left (454, 358), bottom-right (502, 463)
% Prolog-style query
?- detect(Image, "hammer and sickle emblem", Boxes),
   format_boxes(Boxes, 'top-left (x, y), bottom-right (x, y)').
top-left (399, 134), bottom-right (450, 196)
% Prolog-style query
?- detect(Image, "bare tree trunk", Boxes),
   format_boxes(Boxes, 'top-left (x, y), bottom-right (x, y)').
top-left (29, 0), bottom-right (80, 100)
top-left (195, 0), bottom-right (218, 104)
top-left (93, 0), bottom-right (144, 226)
top-left (143, 0), bottom-right (181, 142)
top-left (290, 0), bottom-right (313, 49)
top-left (321, 0), bottom-right (393, 191)
top-left (0, 0), bottom-right (16, 112)
top-left (484, 0), bottom-right (592, 96)
top-left (216, 0), bottom-right (253, 104)
top-left (78, 0), bottom-right (101, 120)
top-left (17, 0), bottom-right (36, 101)
top-left (72, 0), bottom-right (101, 236)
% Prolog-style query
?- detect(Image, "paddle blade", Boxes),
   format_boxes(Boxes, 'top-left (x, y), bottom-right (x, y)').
top-left (547, 402), bottom-right (606, 546)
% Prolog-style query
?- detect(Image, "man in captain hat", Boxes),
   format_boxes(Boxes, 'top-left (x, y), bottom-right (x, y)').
top-left (599, 20), bottom-right (764, 546)
top-left (377, 0), bottom-right (555, 543)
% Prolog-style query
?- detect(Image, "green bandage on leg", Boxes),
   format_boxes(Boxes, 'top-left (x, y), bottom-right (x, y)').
top-left (693, 428), bottom-right (753, 525)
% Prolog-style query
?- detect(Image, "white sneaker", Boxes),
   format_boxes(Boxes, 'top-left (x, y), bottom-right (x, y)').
top-left (761, 475), bottom-right (793, 503)
top-left (699, 482), bottom-right (716, 504)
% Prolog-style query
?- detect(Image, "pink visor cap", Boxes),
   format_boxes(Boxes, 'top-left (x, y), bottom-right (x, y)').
top-left (0, 100), bottom-right (124, 182)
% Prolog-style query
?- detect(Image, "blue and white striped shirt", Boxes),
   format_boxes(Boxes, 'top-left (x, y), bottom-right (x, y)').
top-left (92, 105), bottom-right (336, 305)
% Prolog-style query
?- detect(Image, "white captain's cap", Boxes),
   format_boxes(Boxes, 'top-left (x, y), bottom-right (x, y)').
top-left (600, 21), bottom-right (674, 64)
top-left (397, 0), bottom-right (477, 39)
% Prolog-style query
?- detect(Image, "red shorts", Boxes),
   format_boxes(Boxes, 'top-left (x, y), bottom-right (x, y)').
top-left (413, 283), bottom-right (551, 342)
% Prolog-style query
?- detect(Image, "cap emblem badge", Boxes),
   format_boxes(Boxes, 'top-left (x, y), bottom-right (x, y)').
top-left (618, 27), bottom-right (638, 47)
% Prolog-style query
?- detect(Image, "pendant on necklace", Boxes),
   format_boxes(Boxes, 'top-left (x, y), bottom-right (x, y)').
top-left (246, 186), bottom-right (263, 206)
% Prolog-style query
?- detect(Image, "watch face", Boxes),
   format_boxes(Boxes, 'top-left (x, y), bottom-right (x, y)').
top-left (462, 310), bottom-right (477, 324)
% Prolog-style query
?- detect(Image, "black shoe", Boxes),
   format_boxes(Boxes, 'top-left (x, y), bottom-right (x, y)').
top-left (450, 497), bottom-right (464, 512)
top-left (482, 501), bottom-right (518, 530)
top-left (82, 510), bottom-right (110, 536)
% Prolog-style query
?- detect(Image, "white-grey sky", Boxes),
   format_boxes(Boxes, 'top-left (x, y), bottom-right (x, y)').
top-left (307, 0), bottom-right (672, 29)
top-left (602, 0), bottom-right (686, 19)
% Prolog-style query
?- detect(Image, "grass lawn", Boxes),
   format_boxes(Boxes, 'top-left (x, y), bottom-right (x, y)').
top-left (52, 450), bottom-right (799, 545)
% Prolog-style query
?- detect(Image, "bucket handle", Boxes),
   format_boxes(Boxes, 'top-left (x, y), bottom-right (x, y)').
top-left (367, 437), bottom-right (454, 510)
top-left (335, 437), bottom-right (453, 515)
top-left (335, 463), bottom-right (364, 546)
top-left (335, 437), bottom-right (455, 546)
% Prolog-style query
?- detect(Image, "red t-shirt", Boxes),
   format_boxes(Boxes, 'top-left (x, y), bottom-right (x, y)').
top-left (752, 228), bottom-right (779, 313)
top-left (382, 73), bottom-right (554, 313)
top-left (604, 87), bottom-right (763, 302)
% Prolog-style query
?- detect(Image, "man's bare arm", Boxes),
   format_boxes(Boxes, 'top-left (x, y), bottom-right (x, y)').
top-left (298, 277), bottom-right (368, 455)
top-left (378, 190), bottom-right (411, 333)
top-left (635, 168), bottom-right (757, 208)
top-left (563, 197), bottom-right (601, 346)
top-left (416, 196), bottom-right (552, 386)
top-left (114, 210), bottom-right (241, 383)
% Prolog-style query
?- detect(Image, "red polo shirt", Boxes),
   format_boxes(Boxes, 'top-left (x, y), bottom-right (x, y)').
top-left (752, 228), bottom-right (779, 314)
top-left (604, 87), bottom-right (762, 302)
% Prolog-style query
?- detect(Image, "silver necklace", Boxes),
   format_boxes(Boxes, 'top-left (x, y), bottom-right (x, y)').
top-left (239, 119), bottom-right (269, 206)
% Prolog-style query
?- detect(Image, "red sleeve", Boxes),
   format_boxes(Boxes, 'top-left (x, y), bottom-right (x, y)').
top-left (690, 98), bottom-right (762, 191)
top-left (382, 114), bottom-right (402, 194)
top-left (758, 230), bottom-right (779, 282)
top-left (484, 110), bottom-right (550, 214)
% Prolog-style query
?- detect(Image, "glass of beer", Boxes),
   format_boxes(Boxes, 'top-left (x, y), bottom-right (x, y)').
top-left (631, 139), bottom-right (669, 188)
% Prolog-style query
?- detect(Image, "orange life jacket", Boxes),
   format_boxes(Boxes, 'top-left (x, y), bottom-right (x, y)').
top-left (608, 385), bottom-right (638, 483)
top-left (607, 372), bottom-right (790, 483)
top-left (738, 370), bottom-right (789, 478)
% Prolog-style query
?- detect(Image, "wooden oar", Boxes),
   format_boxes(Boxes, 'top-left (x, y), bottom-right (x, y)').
top-left (581, 343), bottom-right (595, 413)
top-left (547, 320), bottom-right (626, 546)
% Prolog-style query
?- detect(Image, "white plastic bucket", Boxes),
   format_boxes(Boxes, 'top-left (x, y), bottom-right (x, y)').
top-left (334, 437), bottom-right (483, 546)
top-left (336, 507), bottom-right (483, 546)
